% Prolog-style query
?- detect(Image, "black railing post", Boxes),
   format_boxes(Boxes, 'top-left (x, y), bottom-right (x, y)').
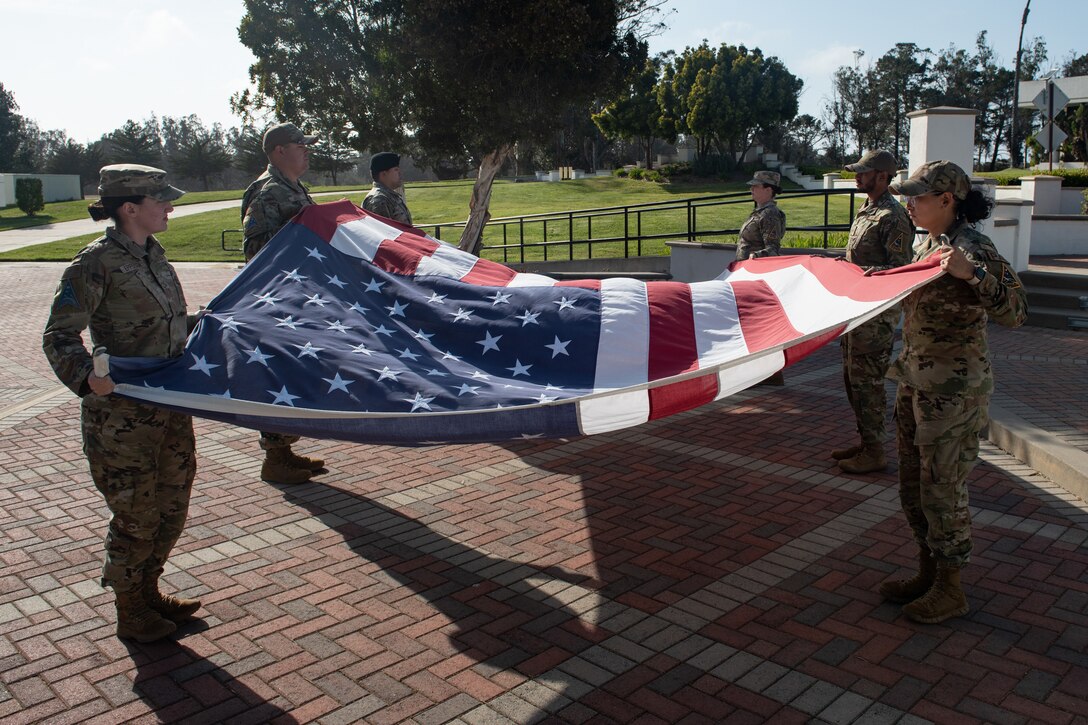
top-left (569, 211), bottom-right (574, 261)
top-left (623, 206), bottom-right (630, 258)
top-left (687, 200), bottom-right (694, 242)
top-left (636, 211), bottom-right (641, 257)
top-left (503, 224), bottom-right (509, 263)
top-left (823, 194), bottom-right (830, 249)
top-left (543, 220), bottom-right (548, 261)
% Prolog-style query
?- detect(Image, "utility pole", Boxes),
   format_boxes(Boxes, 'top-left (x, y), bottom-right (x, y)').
top-left (1011, 0), bottom-right (1031, 168)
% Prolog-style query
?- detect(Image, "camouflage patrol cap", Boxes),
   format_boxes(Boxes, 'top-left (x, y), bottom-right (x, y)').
top-left (891, 160), bottom-right (971, 200)
top-left (746, 170), bottom-right (781, 188)
top-left (97, 164), bottom-right (185, 201)
top-left (845, 150), bottom-right (898, 174)
top-left (262, 122), bottom-right (319, 153)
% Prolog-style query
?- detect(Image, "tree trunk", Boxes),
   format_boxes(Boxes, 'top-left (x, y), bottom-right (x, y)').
top-left (458, 145), bottom-right (510, 254)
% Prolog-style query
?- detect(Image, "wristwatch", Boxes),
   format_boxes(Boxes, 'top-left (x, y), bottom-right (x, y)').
top-left (967, 265), bottom-right (986, 286)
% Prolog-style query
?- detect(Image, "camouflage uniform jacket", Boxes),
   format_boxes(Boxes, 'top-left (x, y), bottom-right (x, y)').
top-left (362, 181), bottom-right (413, 225)
top-left (887, 221), bottom-right (1028, 397)
top-left (43, 227), bottom-right (195, 396)
top-left (241, 163), bottom-right (315, 260)
top-left (736, 201), bottom-right (785, 260)
top-left (846, 190), bottom-right (913, 271)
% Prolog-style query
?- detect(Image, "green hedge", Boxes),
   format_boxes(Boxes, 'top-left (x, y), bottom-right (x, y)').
top-left (977, 168), bottom-right (1088, 187)
top-left (15, 178), bottom-right (45, 217)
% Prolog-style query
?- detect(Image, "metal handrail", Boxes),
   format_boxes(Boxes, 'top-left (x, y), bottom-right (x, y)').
top-left (421, 188), bottom-right (859, 263)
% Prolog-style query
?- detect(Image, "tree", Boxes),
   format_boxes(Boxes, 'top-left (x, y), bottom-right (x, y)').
top-left (1060, 51), bottom-right (1088, 162)
top-left (230, 126), bottom-right (268, 176)
top-left (665, 43), bottom-right (801, 167)
top-left (15, 178), bottom-right (44, 216)
top-left (309, 127), bottom-right (358, 186)
top-left (780, 114), bottom-right (823, 165)
top-left (236, 0), bottom-right (660, 252)
top-left (106, 118), bottom-right (163, 166)
top-left (162, 115), bottom-right (233, 190)
top-left (0, 83), bottom-right (25, 171)
top-left (593, 53), bottom-right (665, 169)
top-left (871, 43), bottom-right (932, 162)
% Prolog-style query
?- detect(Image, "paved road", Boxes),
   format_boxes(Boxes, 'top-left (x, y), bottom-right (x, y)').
top-left (1, 262), bottom-right (1085, 724)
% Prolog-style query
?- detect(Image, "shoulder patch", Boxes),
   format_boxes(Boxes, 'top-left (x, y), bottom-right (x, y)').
top-left (889, 232), bottom-right (904, 253)
top-left (1000, 263), bottom-right (1021, 289)
top-left (55, 279), bottom-right (80, 311)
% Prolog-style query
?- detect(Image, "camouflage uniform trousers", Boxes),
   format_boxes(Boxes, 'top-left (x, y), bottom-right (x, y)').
top-left (82, 396), bottom-right (195, 593)
top-left (841, 309), bottom-right (898, 446)
top-left (894, 384), bottom-right (988, 567)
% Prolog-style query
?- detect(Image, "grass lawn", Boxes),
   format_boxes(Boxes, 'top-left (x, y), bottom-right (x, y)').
top-left (0, 176), bottom-right (858, 263)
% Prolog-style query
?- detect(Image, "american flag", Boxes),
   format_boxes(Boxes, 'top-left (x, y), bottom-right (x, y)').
top-left (105, 200), bottom-right (942, 445)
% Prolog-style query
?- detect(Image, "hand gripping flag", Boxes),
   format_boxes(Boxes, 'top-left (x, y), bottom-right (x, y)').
top-left (104, 200), bottom-right (941, 445)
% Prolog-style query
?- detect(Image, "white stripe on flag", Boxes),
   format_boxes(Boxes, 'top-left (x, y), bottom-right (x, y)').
top-left (594, 278), bottom-right (649, 391)
top-left (415, 244), bottom-right (478, 280)
top-left (329, 217), bottom-right (392, 261)
top-left (691, 281), bottom-right (747, 366)
top-left (730, 265), bottom-right (883, 335)
top-left (508, 272), bottom-right (559, 287)
top-left (578, 389), bottom-right (650, 435)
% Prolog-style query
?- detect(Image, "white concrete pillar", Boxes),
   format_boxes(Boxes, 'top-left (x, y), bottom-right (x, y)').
top-left (823, 173), bottom-right (841, 189)
top-left (1020, 175), bottom-right (1063, 215)
top-left (906, 107), bottom-right (978, 175)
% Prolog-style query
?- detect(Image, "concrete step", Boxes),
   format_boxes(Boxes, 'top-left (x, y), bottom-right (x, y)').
top-left (1025, 304), bottom-right (1088, 330)
top-left (1026, 287), bottom-right (1088, 311)
top-left (1020, 269), bottom-right (1088, 292)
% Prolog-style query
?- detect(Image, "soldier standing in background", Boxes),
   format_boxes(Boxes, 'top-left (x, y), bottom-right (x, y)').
top-left (240, 122), bottom-right (325, 485)
top-left (363, 151), bottom-right (413, 225)
top-left (43, 165), bottom-right (201, 643)
top-left (834, 150), bottom-right (914, 474)
top-left (736, 170), bottom-right (786, 261)
top-left (883, 161), bottom-right (1027, 624)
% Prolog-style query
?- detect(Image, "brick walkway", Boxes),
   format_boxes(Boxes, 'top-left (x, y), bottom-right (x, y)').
top-left (1, 263), bottom-right (1086, 725)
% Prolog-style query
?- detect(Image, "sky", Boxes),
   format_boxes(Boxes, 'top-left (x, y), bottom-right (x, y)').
top-left (1, 0), bottom-right (1085, 144)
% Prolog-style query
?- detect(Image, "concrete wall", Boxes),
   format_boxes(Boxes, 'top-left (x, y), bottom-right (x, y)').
top-left (1026, 217), bottom-right (1088, 255)
top-left (0, 173), bottom-right (82, 206)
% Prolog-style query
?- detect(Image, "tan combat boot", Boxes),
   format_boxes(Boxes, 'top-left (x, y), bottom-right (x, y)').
top-left (838, 443), bottom-right (887, 474)
top-left (116, 590), bottom-right (177, 643)
top-left (261, 447), bottom-right (312, 484)
top-left (879, 547), bottom-right (936, 603)
top-left (143, 576), bottom-right (201, 622)
top-left (285, 446), bottom-right (325, 472)
top-left (902, 564), bottom-right (969, 624)
top-left (831, 443), bottom-right (863, 461)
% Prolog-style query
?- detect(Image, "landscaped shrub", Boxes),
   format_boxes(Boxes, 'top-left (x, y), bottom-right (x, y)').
top-left (628, 168), bottom-right (644, 180)
top-left (978, 168), bottom-right (1088, 187)
top-left (1082, 188), bottom-right (1087, 214)
top-left (15, 178), bottom-right (45, 217)
top-left (613, 168), bottom-right (629, 178)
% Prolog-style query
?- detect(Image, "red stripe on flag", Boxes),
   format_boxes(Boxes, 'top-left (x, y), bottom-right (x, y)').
top-left (785, 326), bottom-right (846, 365)
top-left (648, 374), bottom-right (719, 420)
top-left (391, 231), bottom-right (441, 256)
top-left (461, 260), bottom-right (518, 286)
top-left (732, 279), bottom-right (804, 354)
top-left (556, 279), bottom-right (602, 290)
top-left (733, 254), bottom-right (942, 302)
top-left (647, 281), bottom-right (699, 379)
top-left (372, 241), bottom-right (423, 275)
top-left (296, 199), bottom-right (367, 242)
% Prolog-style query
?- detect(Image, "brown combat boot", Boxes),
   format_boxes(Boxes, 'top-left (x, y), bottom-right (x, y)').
top-left (879, 547), bottom-right (936, 603)
top-left (143, 576), bottom-right (201, 622)
top-left (261, 448), bottom-right (312, 484)
top-left (285, 446), bottom-right (325, 472)
top-left (902, 564), bottom-right (969, 624)
top-left (116, 590), bottom-right (177, 643)
top-left (838, 443), bottom-right (887, 474)
top-left (831, 442), bottom-right (863, 461)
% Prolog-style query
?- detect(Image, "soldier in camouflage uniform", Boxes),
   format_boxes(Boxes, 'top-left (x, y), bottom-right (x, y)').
top-left (42, 165), bottom-right (201, 643)
top-left (736, 170), bottom-right (786, 261)
top-left (883, 161), bottom-right (1027, 624)
top-left (362, 151), bottom-right (413, 225)
top-left (241, 123), bottom-right (325, 485)
top-left (834, 151), bottom-right (914, 474)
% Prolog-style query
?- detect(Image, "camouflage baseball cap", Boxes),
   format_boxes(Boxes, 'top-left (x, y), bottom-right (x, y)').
top-left (891, 160), bottom-right (971, 200)
top-left (262, 122), bottom-right (319, 153)
top-left (97, 164), bottom-right (185, 201)
top-left (746, 170), bottom-right (781, 188)
top-left (845, 150), bottom-right (897, 174)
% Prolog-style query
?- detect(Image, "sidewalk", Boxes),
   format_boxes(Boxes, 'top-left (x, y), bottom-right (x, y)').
top-left (0, 262), bottom-right (1085, 724)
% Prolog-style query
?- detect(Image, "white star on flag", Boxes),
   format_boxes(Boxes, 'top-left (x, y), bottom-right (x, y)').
top-left (477, 330), bottom-right (502, 353)
top-left (189, 355), bottom-right (220, 376)
top-left (245, 346), bottom-right (273, 366)
top-left (269, 385), bottom-right (300, 406)
top-left (545, 336), bottom-right (571, 358)
top-left (405, 392), bottom-right (435, 412)
top-left (323, 372), bottom-right (355, 393)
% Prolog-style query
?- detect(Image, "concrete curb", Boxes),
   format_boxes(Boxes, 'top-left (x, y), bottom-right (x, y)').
top-left (986, 401), bottom-right (1088, 503)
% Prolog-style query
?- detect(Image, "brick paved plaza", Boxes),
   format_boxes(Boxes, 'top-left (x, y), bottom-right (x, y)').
top-left (1, 262), bottom-right (1086, 724)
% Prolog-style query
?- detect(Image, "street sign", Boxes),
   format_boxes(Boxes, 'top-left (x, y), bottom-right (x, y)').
top-left (1033, 84), bottom-right (1070, 116)
top-left (1037, 121), bottom-right (1067, 153)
